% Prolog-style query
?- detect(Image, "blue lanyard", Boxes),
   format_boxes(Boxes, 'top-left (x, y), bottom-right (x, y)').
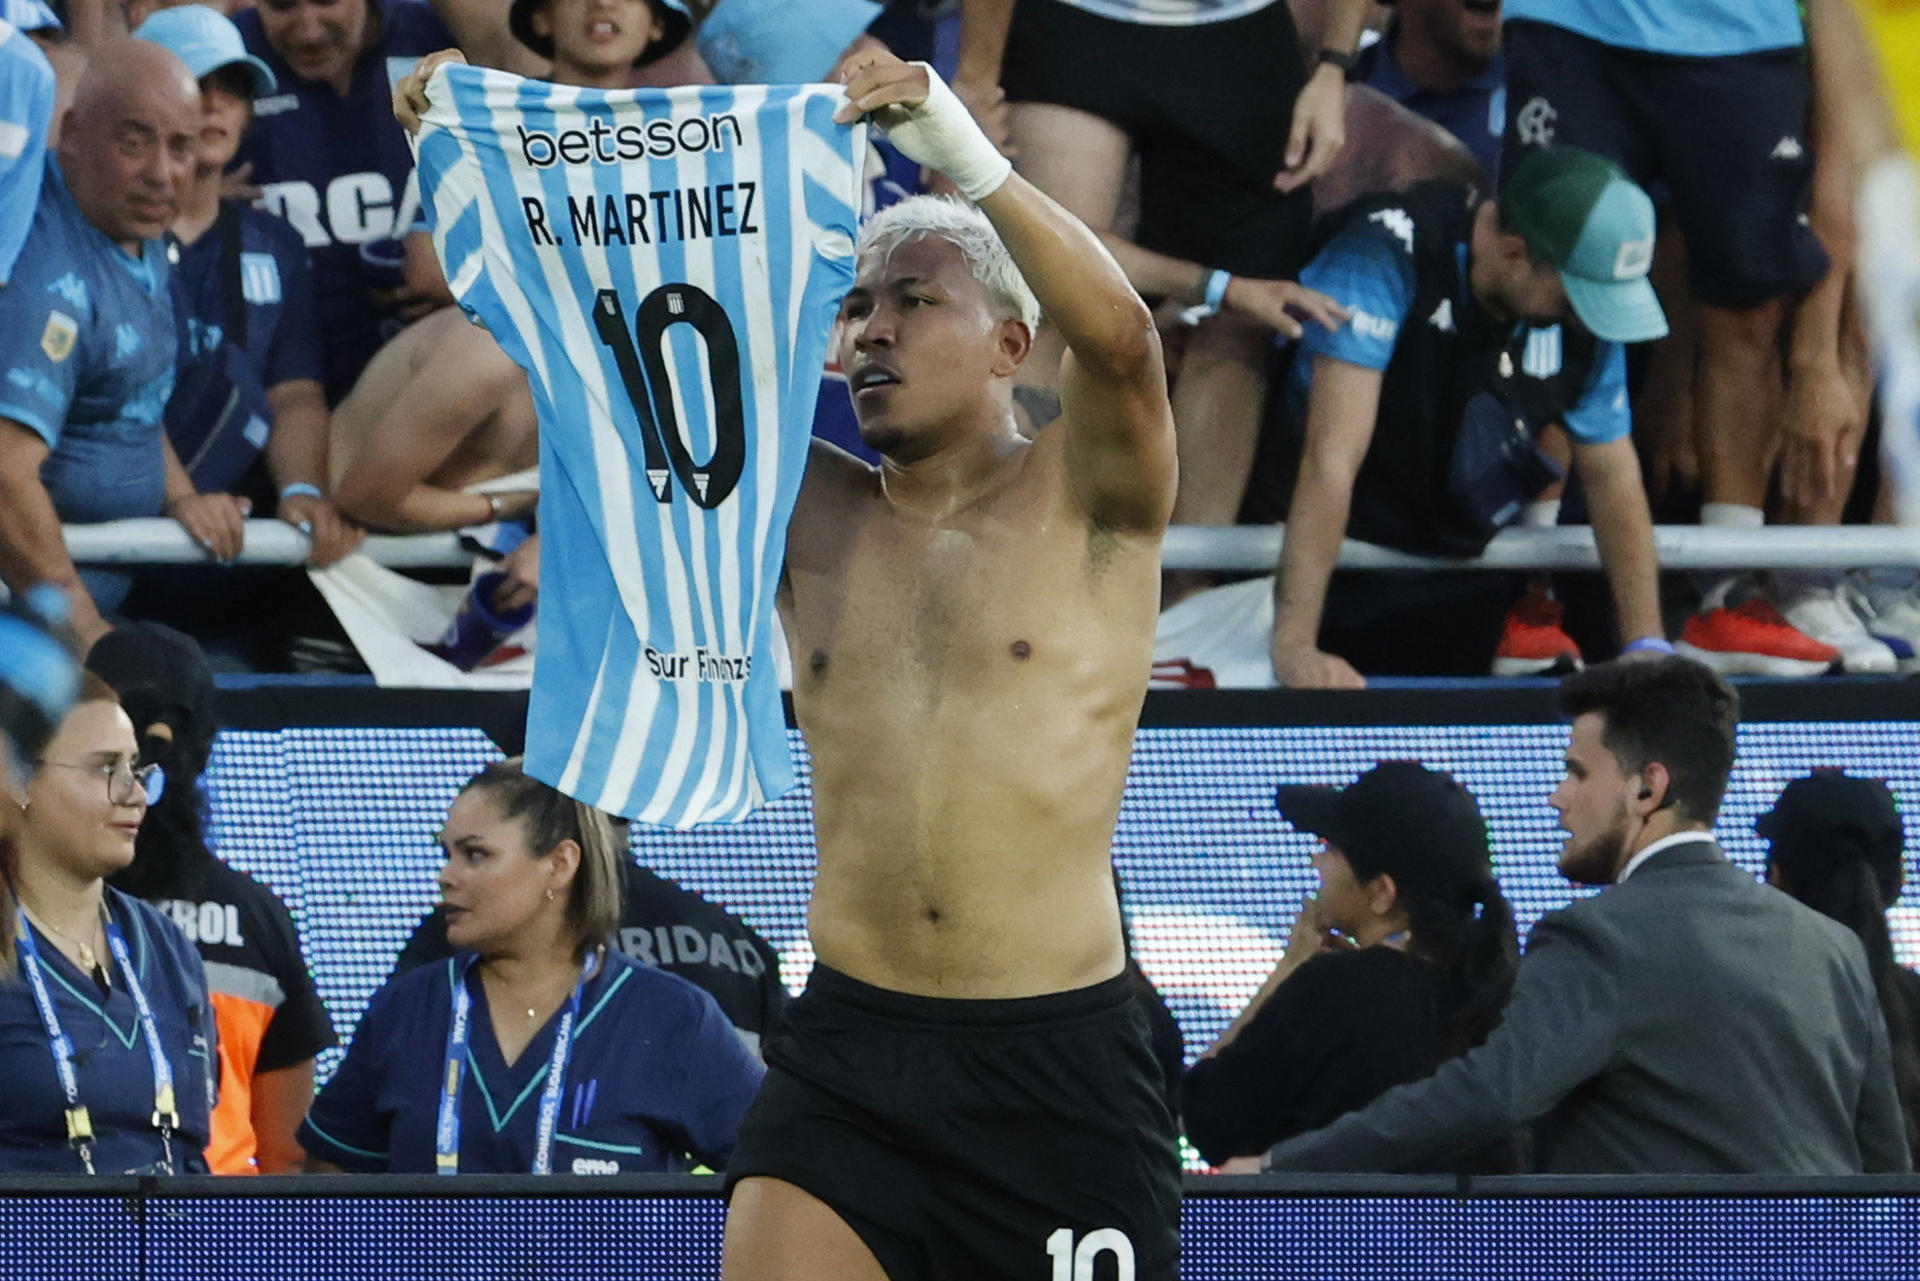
top-left (436, 951), bottom-right (593, 1176)
top-left (14, 905), bottom-right (179, 1175)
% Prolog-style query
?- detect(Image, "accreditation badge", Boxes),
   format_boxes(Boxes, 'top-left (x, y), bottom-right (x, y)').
top-left (40, 312), bottom-right (77, 363)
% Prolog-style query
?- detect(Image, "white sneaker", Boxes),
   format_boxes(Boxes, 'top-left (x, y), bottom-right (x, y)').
top-left (1777, 580), bottom-right (1899, 674)
top-left (1842, 573), bottom-right (1920, 673)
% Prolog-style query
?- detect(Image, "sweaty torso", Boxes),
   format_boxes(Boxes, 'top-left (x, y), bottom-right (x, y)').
top-left (781, 429), bottom-right (1160, 999)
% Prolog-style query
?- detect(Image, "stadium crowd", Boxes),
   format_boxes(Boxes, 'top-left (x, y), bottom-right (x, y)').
top-left (0, 0), bottom-right (1915, 680)
top-left (0, 0), bottom-right (1918, 1210)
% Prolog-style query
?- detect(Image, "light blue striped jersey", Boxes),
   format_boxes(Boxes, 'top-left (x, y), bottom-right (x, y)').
top-left (415, 66), bottom-right (865, 827)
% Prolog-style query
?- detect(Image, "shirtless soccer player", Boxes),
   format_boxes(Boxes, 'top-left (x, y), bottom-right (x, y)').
top-left (721, 54), bottom-right (1181, 1281)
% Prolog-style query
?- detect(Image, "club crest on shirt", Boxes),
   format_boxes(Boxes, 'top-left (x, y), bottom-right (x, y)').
top-left (40, 311), bottom-right (76, 363)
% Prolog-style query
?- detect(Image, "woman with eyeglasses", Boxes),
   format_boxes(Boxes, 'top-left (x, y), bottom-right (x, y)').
top-left (0, 674), bottom-right (218, 1174)
top-left (87, 624), bottom-right (336, 1175)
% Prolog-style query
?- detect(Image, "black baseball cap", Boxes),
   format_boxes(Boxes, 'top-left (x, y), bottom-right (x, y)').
top-left (86, 623), bottom-right (220, 778)
top-left (1758, 770), bottom-right (1906, 903)
top-left (509, 0), bottom-right (692, 66)
top-left (1275, 761), bottom-right (1495, 898)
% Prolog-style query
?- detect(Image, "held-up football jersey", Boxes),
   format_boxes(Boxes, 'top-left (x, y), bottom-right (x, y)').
top-left (414, 66), bottom-right (864, 827)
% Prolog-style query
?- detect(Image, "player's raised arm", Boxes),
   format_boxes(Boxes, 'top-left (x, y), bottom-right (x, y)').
top-left (836, 54), bottom-right (1176, 534)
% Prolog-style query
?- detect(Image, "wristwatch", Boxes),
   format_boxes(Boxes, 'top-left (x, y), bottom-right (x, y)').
top-left (1315, 47), bottom-right (1360, 80)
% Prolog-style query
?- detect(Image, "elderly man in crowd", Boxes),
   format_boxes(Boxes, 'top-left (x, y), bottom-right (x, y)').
top-left (0, 40), bottom-right (200, 647)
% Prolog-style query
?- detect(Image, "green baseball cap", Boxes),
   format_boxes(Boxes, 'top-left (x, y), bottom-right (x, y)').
top-left (1499, 146), bottom-right (1668, 344)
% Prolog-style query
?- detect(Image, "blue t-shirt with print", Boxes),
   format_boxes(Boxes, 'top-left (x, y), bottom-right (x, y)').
top-left (300, 950), bottom-right (765, 1175)
top-left (0, 157), bottom-right (176, 525)
top-left (1289, 211), bottom-right (1629, 447)
top-left (166, 201), bottom-right (323, 493)
top-left (234, 0), bottom-right (454, 401)
top-left (0, 889), bottom-right (218, 1174)
top-left (1505, 0), bottom-right (1803, 58)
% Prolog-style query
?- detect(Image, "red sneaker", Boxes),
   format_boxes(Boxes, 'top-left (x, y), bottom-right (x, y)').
top-left (1675, 598), bottom-right (1841, 677)
top-left (1492, 588), bottom-right (1584, 676)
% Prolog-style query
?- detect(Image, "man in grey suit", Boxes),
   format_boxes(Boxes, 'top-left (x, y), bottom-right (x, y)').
top-left (1266, 657), bottom-right (1912, 1173)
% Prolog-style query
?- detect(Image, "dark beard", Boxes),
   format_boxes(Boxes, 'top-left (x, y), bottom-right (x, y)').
top-left (1558, 806), bottom-right (1632, 886)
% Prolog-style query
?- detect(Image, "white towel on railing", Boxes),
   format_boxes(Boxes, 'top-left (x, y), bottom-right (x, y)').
top-left (1152, 577), bottom-right (1278, 690)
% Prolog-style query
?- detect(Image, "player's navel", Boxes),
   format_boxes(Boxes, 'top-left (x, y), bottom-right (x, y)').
top-left (809, 648), bottom-right (830, 679)
top-left (1009, 640), bottom-right (1032, 661)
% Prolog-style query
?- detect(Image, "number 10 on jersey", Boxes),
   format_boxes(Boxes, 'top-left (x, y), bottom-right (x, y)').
top-left (593, 284), bottom-right (747, 510)
top-left (1047, 1227), bottom-right (1136, 1280)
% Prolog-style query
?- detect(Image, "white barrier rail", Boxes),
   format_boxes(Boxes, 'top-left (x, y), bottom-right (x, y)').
top-left (62, 517), bottom-right (1920, 572)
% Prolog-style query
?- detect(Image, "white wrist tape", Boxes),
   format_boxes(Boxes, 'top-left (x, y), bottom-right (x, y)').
top-left (877, 64), bottom-right (1013, 203)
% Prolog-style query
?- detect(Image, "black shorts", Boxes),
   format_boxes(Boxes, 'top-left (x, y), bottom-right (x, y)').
top-left (1002, 0), bottom-right (1312, 279)
top-left (1501, 19), bottom-right (1829, 308)
top-left (725, 965), bottom-right (1181, 1281)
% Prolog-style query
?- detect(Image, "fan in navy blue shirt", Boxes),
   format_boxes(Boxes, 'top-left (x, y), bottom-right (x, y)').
top-left (234, 0), bottom-right (456, 401)
top-left (1354, 0), bottom-right (1506, 183)
top-left (1, 680), bottom-right (216, 1175)
top-left (134, 5), bottom-right (362, 569)
top-left (301, 758), bottom-right (764, 1174)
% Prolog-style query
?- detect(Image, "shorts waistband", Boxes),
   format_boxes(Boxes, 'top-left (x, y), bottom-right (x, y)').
top-left (801, 964), bottom-right (1135, 1029)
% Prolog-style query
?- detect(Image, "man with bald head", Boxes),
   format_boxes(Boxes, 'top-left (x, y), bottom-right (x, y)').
top-left (0, 39), bottom-right (199, 646)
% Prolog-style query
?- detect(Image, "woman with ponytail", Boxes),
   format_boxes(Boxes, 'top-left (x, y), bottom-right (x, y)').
top-left (1760, 771), bottom-right (1920, 1162)
top-left (300, 757), bottom-right (763, 1175)
top-left (1182, 761), bottom-right (1523, 1172)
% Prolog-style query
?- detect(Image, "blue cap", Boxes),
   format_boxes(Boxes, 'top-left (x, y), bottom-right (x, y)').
top-left (0, 0), bottom-right (61, 32)
top-left (1500, 146), bottom-right (1668, 345)
top-left (696, 0), bottom-right (881, 85)
top-left (134, 5), bottom-right (277, 98)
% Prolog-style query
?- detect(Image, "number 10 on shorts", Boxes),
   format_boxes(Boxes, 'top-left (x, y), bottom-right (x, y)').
top-left (1046, 1227), bottom-right (1135, 1280)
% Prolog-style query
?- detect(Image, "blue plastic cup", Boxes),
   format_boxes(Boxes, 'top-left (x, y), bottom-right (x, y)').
top-left (424, 572), bottom-right (535, 671)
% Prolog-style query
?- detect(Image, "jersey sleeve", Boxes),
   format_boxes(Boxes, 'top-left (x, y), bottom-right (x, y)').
top-left (0, 219), bottom-right (82, 444)
top-left (1559, 341), bottom-right (1630, 445)
top-left (260, 223), bottom-right (324, 389)
top-left (298, 976), bottom-right (405, 1172)
top-left (667, 986), bottom-right (766, 1171)
top-left (1295, 213), bottom-right (1419, 373)
top-left (252, 889), bottom-right (337, 1073)
top-left (0, 38), bottom-right (53, 287)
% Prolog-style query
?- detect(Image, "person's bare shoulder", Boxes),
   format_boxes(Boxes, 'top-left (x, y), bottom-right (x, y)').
top-left (782, 438), bottom-right (875, 583)
top-left (795, 436), bottom-right (877, 516)
top-left (429, 310), bottom-right (521, 384)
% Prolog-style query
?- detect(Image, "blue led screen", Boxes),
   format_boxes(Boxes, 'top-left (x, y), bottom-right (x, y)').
top-left (3, 1190), bottom-right (1919, 1279)
top-left (198, 720), bottom-right (1920, 1088)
